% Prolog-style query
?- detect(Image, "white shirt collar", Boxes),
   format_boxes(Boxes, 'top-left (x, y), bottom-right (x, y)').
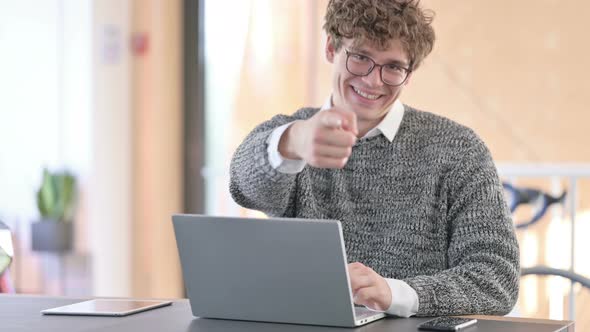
top-left (320, 96), bottom-right (405, 142)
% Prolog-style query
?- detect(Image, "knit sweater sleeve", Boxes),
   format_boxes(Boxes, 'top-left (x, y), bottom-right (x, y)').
top-left (403, 135), bottom-right (520, 316)
top-left (229, 108), bottom-right (318, 217)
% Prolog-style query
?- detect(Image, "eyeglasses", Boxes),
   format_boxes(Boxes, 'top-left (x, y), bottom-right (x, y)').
top-left (344, 49), bottom-right (412, 87)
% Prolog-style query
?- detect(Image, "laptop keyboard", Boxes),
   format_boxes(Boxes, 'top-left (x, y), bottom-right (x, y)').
top-left (355, 306), bottom-right (380, 319)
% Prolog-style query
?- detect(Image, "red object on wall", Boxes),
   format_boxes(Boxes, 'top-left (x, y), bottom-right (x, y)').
top-left (131, 33), bottom-right (149, 56)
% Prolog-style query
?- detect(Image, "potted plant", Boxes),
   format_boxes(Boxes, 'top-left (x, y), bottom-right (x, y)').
top-left (31, 168), bottom-right (77, 252)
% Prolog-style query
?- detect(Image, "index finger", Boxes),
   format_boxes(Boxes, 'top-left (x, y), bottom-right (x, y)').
top-left (348, 262), bottom-right (367, 271)
top-left (320, 112), bottom-right (344, 129)
top-left (329, 106), bottom-right (358, 136)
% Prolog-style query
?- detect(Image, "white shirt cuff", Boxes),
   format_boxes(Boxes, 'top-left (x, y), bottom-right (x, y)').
top-left (266, 122), bottom-right (306, 174)
top-left (383, 278), bottom-right (419, 317)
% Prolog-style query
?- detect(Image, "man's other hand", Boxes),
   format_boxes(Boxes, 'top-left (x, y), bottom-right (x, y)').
top-left (348, 262), bottom-right (392, 312)
top-left (278, 107), bottom-right (358, 169)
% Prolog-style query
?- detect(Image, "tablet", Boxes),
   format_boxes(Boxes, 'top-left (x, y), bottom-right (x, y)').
top-left (41, 299), bottom-right (172, 317)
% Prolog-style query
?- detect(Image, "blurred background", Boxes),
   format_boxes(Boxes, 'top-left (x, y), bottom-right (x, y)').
top-left (0, 0), bottom-right (588, 329)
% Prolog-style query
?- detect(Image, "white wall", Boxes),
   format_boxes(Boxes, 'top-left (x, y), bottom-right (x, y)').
top-left (0, 0), bottom-right (132, 297)
top-left (89, 0), bottom-right (132, 297)
top-left (0, 0), bottom-right (62, 221)
top-left (0, 0), bottom-right (94, 293)
top-left (0, 0), bottom-right (95, 212)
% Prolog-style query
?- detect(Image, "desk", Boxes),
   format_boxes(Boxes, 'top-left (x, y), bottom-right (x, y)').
top-left (0, 295), bottom-right (574, 332)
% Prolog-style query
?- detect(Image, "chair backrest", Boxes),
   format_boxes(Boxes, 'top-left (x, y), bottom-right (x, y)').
top-left (521, 266), bottom-right (590, 290)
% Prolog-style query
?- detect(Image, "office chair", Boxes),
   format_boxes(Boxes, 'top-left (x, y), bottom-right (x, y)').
top-left (502, 182), bottom-right (567, 229)
top-left (521, 266), bottom-right (590, 290)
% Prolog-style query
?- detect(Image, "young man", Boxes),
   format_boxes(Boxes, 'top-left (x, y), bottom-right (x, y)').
top-left (230, 0), bottom-right (519, 317)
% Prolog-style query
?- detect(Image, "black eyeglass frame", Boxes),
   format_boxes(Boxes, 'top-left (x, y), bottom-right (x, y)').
top-left (344, 49), bottom-right (412, 87)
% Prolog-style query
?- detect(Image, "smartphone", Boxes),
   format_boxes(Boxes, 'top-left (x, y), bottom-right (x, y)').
top-left (417, 317), bottom-right (477, 331)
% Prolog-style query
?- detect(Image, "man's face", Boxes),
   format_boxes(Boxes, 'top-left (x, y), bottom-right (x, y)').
top-left (326, 37), bottom-right (412, 129)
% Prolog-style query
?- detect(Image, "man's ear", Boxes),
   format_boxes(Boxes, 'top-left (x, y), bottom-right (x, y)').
top-left (325, 35), bottom-right (336, 63)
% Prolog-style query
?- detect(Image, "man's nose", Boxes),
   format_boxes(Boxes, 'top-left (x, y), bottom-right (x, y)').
top-left (362, 66), bottom-right (384, 87)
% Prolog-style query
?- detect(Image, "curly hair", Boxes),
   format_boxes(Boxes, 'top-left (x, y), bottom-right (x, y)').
top-left (323, 0), bottom-right (435, 69)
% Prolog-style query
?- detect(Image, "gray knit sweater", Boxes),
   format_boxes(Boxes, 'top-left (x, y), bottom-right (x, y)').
top-left (229, 105), bottom-right (520, 317)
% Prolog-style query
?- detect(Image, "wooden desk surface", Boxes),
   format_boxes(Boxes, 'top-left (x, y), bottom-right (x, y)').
top-left (0, 294), bottom-right (574, 332)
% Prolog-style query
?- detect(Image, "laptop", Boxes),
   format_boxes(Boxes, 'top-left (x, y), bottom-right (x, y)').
top-left (172, 214), bottom-right (386, 327)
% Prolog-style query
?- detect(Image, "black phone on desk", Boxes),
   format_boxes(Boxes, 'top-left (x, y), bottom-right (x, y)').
top-left (417, 317), bottom-right (477, 331)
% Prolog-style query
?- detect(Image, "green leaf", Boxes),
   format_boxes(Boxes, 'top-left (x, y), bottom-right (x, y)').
top-left (38, 169), bottom-right (57, 219)
top-left (35, 168), bottom-right (77, 222)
